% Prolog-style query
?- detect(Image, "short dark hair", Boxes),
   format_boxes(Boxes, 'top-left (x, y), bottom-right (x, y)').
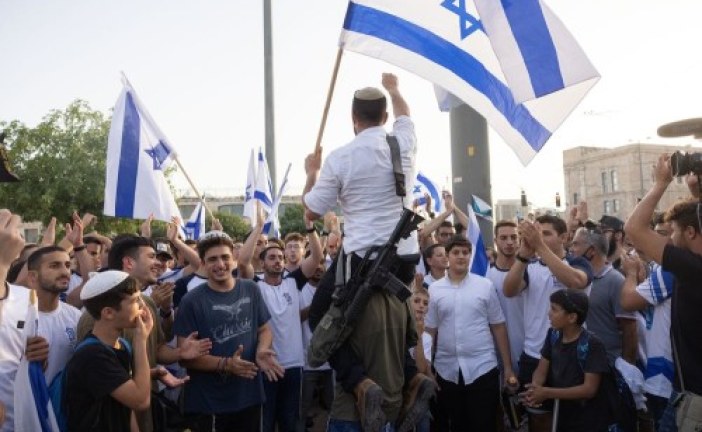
top-left (438, 221), bottom-right (454, 230)
top-left (198, 235), bottom-right (235, 259)
top-left (550, 289), bottom-right (589, 325)
top-left (83, 276), bottom-right (139, 320)
top-left (284, 233), bottom-right (305, 245)
top-left (494, 220), bottom-right (517, 236)
top-left (423, 243), bottom-right (445, 261)
top-left (260, 244), bottom-right (284, 261)
top-left (652, 212), bottom-right (666, 227)
top-left (445, 235), bottom-right (471, 253)
top-left (352, 97), bottom-right (386, 125)
top-left (108, 236), bottom-right (154, 270)
top-left (665, 199), bottom-right (702, 235)
top-left (27, 246), bottom-right (67, 272)
top-left (83, 237), bottom-right (103, 247)
top-left (536, 215), bottom-right (567, 236)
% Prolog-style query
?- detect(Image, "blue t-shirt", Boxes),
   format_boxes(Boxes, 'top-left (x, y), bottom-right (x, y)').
top-left (174, 278), bottom-right (271, 414)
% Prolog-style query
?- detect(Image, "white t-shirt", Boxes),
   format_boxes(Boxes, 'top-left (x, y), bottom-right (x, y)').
top-left (62, 272), bottom-right (83, 301)
top-left (409, 332), bottom-right (433, 364)
top-left (38, 301), bottom-right (82, 383)
top-left (636, 264), bottom-right (674, 399)
top-left (425, 274), bottom-right (504, 385)
top-left (299, 283), bottom-right (330, 371)
top-left (256, 271), bottom-right (306, 369)
top-left (0, 284), bottom-right (32, 432)
top-left (521, 257), bottom-right (592, 359)
top-left (487, 264), bottom-right (524, 373)
top-left (303, 116), bottom-right (418, 255)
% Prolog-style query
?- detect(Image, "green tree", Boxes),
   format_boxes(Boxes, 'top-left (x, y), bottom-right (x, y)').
top-left (279, 203), bottom-right (306, 238)
top-left (207, 211), bottom-right (251, 242)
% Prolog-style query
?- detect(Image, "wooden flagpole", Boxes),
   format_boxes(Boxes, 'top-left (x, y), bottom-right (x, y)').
top-left (315, 47), bottom-right (344, 151)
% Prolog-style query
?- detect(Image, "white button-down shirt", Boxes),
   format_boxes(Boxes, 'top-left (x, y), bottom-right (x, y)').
top-left (303, 116), bottom-right (417, 255)
top-left (426, 274), bottom-right (505, 385)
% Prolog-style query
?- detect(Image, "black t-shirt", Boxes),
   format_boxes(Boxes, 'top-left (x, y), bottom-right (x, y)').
top-left (662, 244), bottom-right (702, 394)
top-left (541, 329), bottom-right (611, 432)
top-left (65, 335), bottom-right (133, 432)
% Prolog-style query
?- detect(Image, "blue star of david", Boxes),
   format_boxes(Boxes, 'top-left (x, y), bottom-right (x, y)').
top-left (413, 185), bottom-right (422, 194)
top-left (441, 0), bottom-right (484, 40)
top-left (144, 140), bottom-right (171, 171)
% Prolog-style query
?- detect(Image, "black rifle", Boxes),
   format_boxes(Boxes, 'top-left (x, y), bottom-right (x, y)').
top-left (334, 208), bottom-right (424, 324)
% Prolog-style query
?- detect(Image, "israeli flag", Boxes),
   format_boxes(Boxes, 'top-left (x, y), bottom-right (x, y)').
top-left (13, 291), bottom-right (60, 432)
top-left (184, 201), bottom-right (205, 240)
top-left (471, 194), bottom-right (493, 222)
top-left (413, 171), bottom-right (443, 213)
top-left (104, 75), bottom-right (182, 222)
top-left (254, 147), bottom-right (274, 214)
top-left (340, 0), bottom-right (599, 165)
top-left (468, 204), bottom-right (490, 276)
top-left (263, 163), bottom-right (291, 238)
top-left (243, 148), bottom-right (257, 226)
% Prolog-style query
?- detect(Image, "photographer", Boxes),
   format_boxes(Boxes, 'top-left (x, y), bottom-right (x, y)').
top-left (624, 153), bottom-right (702, 430)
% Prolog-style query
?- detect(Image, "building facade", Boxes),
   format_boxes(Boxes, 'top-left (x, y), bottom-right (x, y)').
top-left (563, 143), bottom-right (700, 221)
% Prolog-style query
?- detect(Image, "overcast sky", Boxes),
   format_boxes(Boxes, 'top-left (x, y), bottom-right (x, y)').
top-left (2, 0), bottom-right (701, 209)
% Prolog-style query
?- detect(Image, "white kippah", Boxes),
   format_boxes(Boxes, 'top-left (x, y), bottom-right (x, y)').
top-left (354, 87), bottom-right (385, 101)
top-left (80, 270), bottom-right (130, 300)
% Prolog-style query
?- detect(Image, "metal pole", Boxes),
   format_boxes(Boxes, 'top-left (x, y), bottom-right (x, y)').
top-left (263, 0), bottom-right (276, 193)
top-left (449, 104), bottom-right (493, 245)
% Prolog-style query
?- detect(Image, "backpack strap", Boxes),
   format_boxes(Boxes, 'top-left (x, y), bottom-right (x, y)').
top-left (575, 330), bottom-right (591, 371)
top-left (385, 134), bottom-right (406, 198)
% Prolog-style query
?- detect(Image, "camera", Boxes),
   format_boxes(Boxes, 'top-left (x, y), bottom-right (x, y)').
top-left (670, 151), bottom-right (702, 177)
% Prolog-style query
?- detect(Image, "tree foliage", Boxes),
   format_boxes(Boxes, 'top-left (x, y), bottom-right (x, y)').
top-left (279, 203), bottom-right (306, 238)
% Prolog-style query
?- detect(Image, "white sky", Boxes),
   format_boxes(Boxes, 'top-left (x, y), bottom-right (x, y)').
top-left (2, 0), bottom-right (702, 209)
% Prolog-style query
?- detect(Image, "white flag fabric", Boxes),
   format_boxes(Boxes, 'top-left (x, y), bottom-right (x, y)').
top-left (13, 292), bottom-right (60, 432)
top-left (184, 201), bottom-right (206, 240)
top-left (467, 204), bottom-right (490, 276)
top-left (254, 147), bottom-right (274, 214)
top-left (471, 194), bottom-right (493, 222)
top-left (104, 76), bottom-right (182, 222)
top-left (340, 0), bottom-right (599, 165)
top-left (243, 148), bottom-right (257, 226)
top-left (263, 163), bottom-right (291, 239)
top-left (474, 0), bottom-right (599, 104)
top-left (413, 171), bottom-right (443, 213)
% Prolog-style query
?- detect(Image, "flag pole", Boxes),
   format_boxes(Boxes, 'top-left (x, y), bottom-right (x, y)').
top-left (173, 156), bottom-right (216, 220)
top-left (315, 47), bottom-right (344, 151)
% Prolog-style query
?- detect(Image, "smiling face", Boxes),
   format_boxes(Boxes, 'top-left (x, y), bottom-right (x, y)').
top-left (125, 246), bottom-right (159, 287)
top-left (202, 245), bottom-right (235, 286)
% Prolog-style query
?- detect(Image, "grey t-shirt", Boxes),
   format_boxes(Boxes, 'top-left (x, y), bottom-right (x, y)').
top-left (174, 279), bottom-right (271, 414)
top-left (585, 265), bottom-right (634, 362)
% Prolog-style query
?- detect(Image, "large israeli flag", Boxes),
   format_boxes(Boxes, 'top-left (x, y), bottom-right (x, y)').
top-left (243, 148), bottom-right (257, 226)
top-left (254, 147), bottom-right (274, 214)
top-left (183, 201), bottom-right (205, 240)
top-left (413, 171), bottom-right (443, 214)
top-left (104, 76), bottom-right (182, 222)
top-left (13, 291), bottom-right (60, 432)
top-left (340, 0), bottom-right (599, 165)
top-left (468, 204), bottom-right (490, 276)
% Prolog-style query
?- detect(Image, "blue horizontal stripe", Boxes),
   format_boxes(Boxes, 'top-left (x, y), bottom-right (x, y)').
top-left (254, 191), bottom-right (273, 208)
top-left (343, 2), bottom-right (550, 152)
top-left (645, 356), bottom-right (674, 382)
top-left (502, 0), bottom-right (564, 97)
top-left (115, 92), bottom-right (140, 217)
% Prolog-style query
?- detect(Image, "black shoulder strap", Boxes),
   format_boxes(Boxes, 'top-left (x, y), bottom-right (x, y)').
top-left (386, 134), bottom-right (406, 197)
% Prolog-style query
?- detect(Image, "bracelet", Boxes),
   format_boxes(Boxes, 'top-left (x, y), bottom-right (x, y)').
top-left (516, 254), bottom-right (530, 264)
top-left (306, 226), bottom-right (316, 234)
top-left (321, 230), bottom-right (330, 237)
top-left (218, 357), bottom-right (228, 377)
top-left (73, 244), bottom-right (86, 253)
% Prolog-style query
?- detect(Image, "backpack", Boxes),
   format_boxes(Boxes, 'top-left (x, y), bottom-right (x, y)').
top-left (549, 329), bottom-right (637, 432)
top-left (48, 335), bottom-right (132, 432)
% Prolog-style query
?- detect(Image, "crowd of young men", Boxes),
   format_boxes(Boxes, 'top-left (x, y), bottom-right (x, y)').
top-left (1, 75), bottom-right (702, 432)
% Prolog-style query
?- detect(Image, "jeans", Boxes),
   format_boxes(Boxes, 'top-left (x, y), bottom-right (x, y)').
top-left (263, 366), bottom-right (303, 432)
top-left (658, 391), bottom-right (678, 432)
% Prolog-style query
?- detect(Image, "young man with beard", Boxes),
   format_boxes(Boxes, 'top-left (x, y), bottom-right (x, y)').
top-left (569, 228), bottom-right (637, 364)
top-left (76, 235), bottom-right (211, 432)
top-left (422, 243), bottom-right (448, 287)
top-left (486, 220), bottom-right (524, 374)
top-left (599, 215), bottom-right (626, 270)
top-left (26, 246), bottom-right (83, 384)
top-left (503, 215), bottom-right (593, 432)
top-left (174, 231), bottom-right (283, 432)
top-left (425, 236), bottom-right (516, 431)
top-left (253, 222), bottom-right (323, 432)
top-left (299, 259), bottom-right (333, 432)
top-left (283, 232), bottom-right (306, 274)
top-left (65, 271), bottom-right (154, 432)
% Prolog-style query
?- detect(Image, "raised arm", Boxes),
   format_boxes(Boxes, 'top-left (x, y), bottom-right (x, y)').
top-left (382, 73), bottom-right (409, 118)
top-left (300, 217), bottom-right (323, 279)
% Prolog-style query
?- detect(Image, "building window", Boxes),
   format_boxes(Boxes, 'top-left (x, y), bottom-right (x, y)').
top-left (573, 192), bottom-right (579, 205)
top-left (603, 200), bottom-right (611, 215)
top-left (601, 172), bottom-right (608, 193)
top-left (613, 199), bottom-right (620, 213)
top-left (610, 170), bottom-right (619, 192)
